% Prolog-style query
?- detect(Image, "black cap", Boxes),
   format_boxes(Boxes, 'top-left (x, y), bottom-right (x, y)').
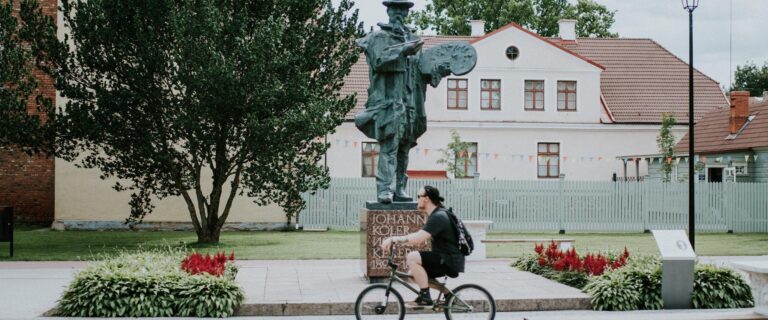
top-left (423, 185), bottom-right (444, 205)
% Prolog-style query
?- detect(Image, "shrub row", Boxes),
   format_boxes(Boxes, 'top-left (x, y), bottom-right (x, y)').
top-left (515, 246), bottom-right (753, 311)
top-left (56, 250), bottom-right (244, 317)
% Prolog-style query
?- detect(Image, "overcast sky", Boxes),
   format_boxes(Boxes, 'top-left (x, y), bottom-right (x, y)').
top-left (337, 0), bottom-right (767, 91)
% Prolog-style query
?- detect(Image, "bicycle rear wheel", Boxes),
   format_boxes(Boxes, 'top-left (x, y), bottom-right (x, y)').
top-left (354, 284), bottom-right (405, 320)
top-left (443, 283), bottom-right (496, 320)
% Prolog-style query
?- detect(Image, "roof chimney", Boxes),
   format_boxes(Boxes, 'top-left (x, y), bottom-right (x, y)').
top-left (730, 91), bottom-right (750, 134)
top-left (470, 20), bottom-right (485, 37)
top-left (558, 19), bottom-right (577, 41)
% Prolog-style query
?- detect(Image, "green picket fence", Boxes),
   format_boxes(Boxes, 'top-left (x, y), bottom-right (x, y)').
top-left (300, 178), bottom-right (768, 233)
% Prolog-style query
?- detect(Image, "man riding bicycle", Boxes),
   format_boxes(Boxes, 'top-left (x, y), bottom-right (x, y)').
top-left (380, 185), bottom-right (465, 307)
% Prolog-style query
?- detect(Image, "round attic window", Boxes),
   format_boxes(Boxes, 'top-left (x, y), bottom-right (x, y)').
top-left (506, 46), bottom-right (520, 60)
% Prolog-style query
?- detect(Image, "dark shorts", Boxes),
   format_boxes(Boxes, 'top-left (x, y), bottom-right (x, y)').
top-left (419, 251), bottom-right (459, 279)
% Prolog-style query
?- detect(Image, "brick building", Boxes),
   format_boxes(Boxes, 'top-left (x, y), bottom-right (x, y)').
top-left (0, 0), bottom-right (58, 223)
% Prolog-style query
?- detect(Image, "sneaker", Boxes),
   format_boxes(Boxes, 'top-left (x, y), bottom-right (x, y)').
top-left (414, 295), bottom-right (434, 306)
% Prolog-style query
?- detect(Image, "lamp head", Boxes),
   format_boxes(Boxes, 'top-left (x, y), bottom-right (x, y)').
top-left (681, 0), bottom-right (699, 12)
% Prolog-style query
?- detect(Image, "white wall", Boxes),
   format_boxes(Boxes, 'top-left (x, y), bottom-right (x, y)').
top-left (328, 122), bottom-right (688, 181)
top-left (427, 25), bottom-right (603, 124)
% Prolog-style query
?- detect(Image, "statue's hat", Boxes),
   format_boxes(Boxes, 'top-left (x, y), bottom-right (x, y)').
top-left (382, 0), bottom-right (414, 8)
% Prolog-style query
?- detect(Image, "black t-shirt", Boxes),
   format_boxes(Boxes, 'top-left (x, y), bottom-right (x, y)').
top-left (422, 208), bottom-right (465, 273)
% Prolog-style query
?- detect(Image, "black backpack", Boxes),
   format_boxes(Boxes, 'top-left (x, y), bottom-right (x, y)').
top-left (444, 207), bottom-right (474, 256)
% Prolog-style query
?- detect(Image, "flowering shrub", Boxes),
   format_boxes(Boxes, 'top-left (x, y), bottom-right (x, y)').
top-left (57, 249), bottom-right (244, 317)
top-left (515, 241), bottom-right (630, 289)
top-left (533, 241), bottom-right (629, 276)
top-left (181, 251), bottom-right (235, 277)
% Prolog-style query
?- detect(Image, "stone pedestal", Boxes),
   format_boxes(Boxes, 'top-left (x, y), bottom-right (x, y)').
top-left (464, 220), bottom-right (492, 260)
top-left (731, 261), bottom-right (768, 316)
top-left (361, 201), bottom-right (429, 281)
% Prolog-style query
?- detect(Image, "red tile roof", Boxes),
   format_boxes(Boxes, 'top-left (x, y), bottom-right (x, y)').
top-left (675, 99), bottom-right (768, 154)
top-left (554, 38), bottom-right (728, 124)
top-left (340, 32), bottom-right (728, 124)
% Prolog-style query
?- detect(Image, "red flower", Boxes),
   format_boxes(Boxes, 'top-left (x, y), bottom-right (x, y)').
top-left (181, 251), bottom-right (233, 277)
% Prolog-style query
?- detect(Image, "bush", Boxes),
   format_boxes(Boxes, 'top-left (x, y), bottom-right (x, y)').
top-left (512, 242), bottom-right (630, 289)
top-left (692, 264), bottom-right (753, 309)
top-left (56, 249), bottom-right (244, 317)
top-left (585, 257), bottom-right (753, 311)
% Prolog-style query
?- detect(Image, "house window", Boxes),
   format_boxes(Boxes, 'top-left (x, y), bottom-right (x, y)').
top-left (362, 142), bottom-right (379, 177)
top-left (557, 81), bottom-right (577, 111)
top-left (525, 80), bottom-right (544, 110)
top-left (537, 143), bottom-right (560, 178)
top-left (456, 143), bottom-right (478, 178)
top-left (481, 79), bottom-right (501, 110)
top-left (448, 79), bottom-right (468, 110)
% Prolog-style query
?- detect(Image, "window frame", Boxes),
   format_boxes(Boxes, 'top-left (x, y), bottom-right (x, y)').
top-left (557, 80), bottom-right (577, 112)
top-left (361, 142), bottom-right (379, 177)
top-left (455, 142), bottom-right (478, 179)
top-left (447, 79), bottom-right (469, 110)
top-left (480, 79), bottom-right (501, 111)
top-left (524, 80), bottom-right (545, 111)
top-left (537, 142), bottom-right (560, 179)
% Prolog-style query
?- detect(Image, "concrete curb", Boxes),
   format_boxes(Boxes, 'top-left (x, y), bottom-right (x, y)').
top-left (233, 297), bottom-right (591, 316)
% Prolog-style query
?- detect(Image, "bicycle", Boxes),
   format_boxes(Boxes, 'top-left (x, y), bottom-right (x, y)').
top-left (354, 243), bottom-right (496, 319)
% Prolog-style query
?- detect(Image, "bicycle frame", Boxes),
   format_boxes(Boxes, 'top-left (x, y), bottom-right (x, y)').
top-left (381, 243), bottom-right (469, 313)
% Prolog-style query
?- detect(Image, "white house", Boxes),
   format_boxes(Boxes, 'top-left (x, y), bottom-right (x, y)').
top-left (330, 20), bottom-right (728, 181)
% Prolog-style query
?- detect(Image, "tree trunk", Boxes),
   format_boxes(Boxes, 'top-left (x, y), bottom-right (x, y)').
top-left (196, 223), bottom-right (222, 243)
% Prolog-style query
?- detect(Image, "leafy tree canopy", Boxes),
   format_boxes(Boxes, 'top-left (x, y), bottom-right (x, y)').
top-left (0, 0), bottom-right (63, 156)
top-left (732, 61), bottom-right (768, 97)
top-left (410, 0), bottom-right (617, 38)
top-left (56, 0), bottom-right (362, 242)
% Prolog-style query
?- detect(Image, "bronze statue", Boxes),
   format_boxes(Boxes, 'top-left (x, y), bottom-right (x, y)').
top-left (355, 0), bottom-right (477, 203)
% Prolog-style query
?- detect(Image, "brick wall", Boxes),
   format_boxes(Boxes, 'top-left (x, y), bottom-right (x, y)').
top-left (0, 0), bottom-right (58, 223)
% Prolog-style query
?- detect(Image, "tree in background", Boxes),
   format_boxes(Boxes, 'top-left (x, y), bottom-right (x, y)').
top-left (410, 0), bottom-right (617, 38)
top-left (0, 0), bottom-right (64, 156)
top-left (656, 114), bottom-right (677, 182)
top-left (732, 61), bottom-right (768, 97)
top-left (56, 0), bottom-right (362, 243)
top-left (437, 130), bottom-right (472, 179)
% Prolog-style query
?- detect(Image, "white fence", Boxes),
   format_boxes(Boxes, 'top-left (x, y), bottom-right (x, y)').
top-left (300, 178), bottom-right (768, 233)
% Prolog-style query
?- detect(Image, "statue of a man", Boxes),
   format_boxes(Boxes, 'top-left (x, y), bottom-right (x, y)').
top-left (356, 0), bottom-right (477, 204)
top-left (355, 0), bottom-right (423, 204)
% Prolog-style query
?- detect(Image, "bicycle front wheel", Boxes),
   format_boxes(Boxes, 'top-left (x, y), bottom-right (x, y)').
top-left (354, 284), bottom-right (405, 320)
top-left (444, 283), bottom-right (496, 320)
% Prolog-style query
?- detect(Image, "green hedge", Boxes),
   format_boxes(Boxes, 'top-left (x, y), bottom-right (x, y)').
top-left (56, 250), bottom-right (244, 317)
top-left (583, 257), bottom-right (753, 311)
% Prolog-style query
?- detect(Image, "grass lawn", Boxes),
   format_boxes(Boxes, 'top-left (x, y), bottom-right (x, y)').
top-left (0, 225), bottom-right (767, 261)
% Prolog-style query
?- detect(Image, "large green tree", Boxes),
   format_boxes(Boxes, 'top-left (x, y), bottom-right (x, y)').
top-left (0, 0), bottom-right (63, 156)
top-left (732, 61), bottom-right (768, 97)
top-left (410, 0), bottom-right (617, 38)
top-left (56, 0), bottom-right (362, 243)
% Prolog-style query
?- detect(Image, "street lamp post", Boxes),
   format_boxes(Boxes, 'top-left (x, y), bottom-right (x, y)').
top-left (682, 0), bottom-right (699, 250)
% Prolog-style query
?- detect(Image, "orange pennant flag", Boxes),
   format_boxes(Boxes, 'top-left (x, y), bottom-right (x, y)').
top-left (424, 149), bottom-right (429, 156)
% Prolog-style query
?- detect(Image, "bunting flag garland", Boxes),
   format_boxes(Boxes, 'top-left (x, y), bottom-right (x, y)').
top-left (424, 148), bottom-right (429, 156)
top-left (353, 141), bottom-right (358, 148)
top-left (494, 153), bottom-right (499, 160)
top-left (746, 155), bottom-right (751, 162)
top-left (666, 157), bottom-right (672, 164)
top-left (694, 155), bottom-right (700, 163)
top-left (675, 158), bottom-right (681, 165)
top-left (597, 156), bottom-right (603, 161)
top-left (701, 156), bottom-right (708, 162)
top-left (485, 153), bottom-right (490, 160)
top-left (755, 155), bottom-right (760, 161)
top-left (563, 156), bottom-right (568, 162)
top-left (529, 155), bottom-right (534, 162)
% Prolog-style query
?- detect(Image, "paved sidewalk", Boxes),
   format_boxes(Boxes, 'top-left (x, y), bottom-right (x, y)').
top-left (234, 259), bottom-right (589, 316)
top-left (1, 256), bottom-right (767, 319)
